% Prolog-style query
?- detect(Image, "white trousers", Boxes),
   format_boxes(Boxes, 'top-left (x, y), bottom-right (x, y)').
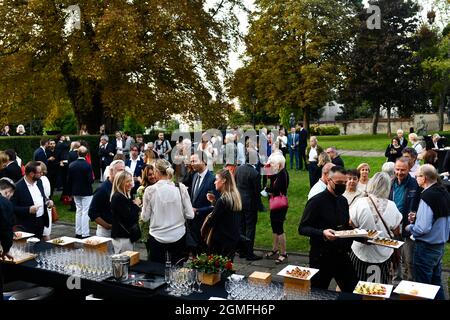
top-left (74, 196), bottom-right (93, 237)
top-left (43, 208), bottom-right (52, 237)
top-left (96, 225), bottom-right (112, 238)
top-left (112, 238), bottom-right (133, 254)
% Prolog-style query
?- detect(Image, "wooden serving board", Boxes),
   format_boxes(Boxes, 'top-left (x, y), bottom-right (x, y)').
top-left (0, 253), bottom-right (37, 264)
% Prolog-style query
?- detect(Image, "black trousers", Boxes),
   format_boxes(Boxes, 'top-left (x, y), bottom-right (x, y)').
top-left (240, 208), bottom-right (258, 255)
top-left (148, 234), bottom-right (187, 265)
top-left (47, 169), bottom-right (57, 198)
top-left (299, 145), bottom-right (307, 170)
top-left (309, 249), bottom-right (358, 293)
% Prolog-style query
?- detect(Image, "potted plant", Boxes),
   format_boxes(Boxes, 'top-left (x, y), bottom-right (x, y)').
top-left (188, 253), bottom-right (234, 285)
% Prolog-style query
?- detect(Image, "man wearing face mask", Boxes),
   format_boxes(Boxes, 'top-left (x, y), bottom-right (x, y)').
top-left (299, 166), bottom-right (358, 292)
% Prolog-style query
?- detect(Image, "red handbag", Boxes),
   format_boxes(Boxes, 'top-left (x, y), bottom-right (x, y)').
top-left (268, 171), bottom-right (289, 211)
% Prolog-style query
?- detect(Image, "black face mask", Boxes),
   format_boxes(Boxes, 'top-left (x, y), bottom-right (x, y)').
top-left (333, 183), bottom-right (346, 196)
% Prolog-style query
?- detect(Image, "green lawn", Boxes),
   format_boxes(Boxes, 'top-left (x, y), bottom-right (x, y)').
top-left (54, 154), bottom-right (450, 268)
top-left (318, 134), bottom-right (392, 151)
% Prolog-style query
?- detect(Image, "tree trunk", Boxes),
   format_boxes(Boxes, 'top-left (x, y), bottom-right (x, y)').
top-left (303, 106), bottom-right (310, 136)
top-left (386, 105), bottom-right (391, 136)
top-left (439, 92), bottom-right (445, 132)
top-left (371, 106), bottom-right (380, 135)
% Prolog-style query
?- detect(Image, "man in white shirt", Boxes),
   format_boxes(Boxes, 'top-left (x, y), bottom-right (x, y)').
top-left (114, 131), bottom-right (124, 155)
top-left (308, 163), bottom-right (335, 200)
top-left (125, 145), bottom-right (144, 196)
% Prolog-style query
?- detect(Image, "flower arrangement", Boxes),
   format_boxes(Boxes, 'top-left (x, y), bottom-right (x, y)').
top-left (188, 253), bottom-right (234, 275)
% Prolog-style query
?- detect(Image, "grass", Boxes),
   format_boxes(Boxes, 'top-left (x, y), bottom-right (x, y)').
top-left (318, 134), bottom-right (392, 151)
top-left (54, 153), bottom-right (450, 268)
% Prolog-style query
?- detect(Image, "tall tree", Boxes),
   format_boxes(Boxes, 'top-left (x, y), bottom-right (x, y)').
top-left (0, 0), bottom-right (243, 133)
top-left (341, 0), bottom-right (420, 135)
top-left (229, 0), bottom-right (359, 130)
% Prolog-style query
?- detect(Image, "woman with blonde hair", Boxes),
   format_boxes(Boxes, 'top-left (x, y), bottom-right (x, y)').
top-left (111, 171), bottom-right (141, 253)
top-left (141, 159), bottom-right (194, 264)
top-left (204, 169), bottom-right (242, 259)
top-left (357, 163), bottom-right (370, 192)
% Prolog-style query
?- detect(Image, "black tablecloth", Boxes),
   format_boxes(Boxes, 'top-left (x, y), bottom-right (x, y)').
top-left (2, 241), bottom-right (364, 300)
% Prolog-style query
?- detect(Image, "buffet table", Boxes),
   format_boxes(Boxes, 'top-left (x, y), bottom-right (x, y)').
top-left (1, 241), bottom-right (365, 300)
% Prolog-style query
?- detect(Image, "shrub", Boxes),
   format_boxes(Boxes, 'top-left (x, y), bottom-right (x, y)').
top-left (310, 125), bottom-right (340, 136)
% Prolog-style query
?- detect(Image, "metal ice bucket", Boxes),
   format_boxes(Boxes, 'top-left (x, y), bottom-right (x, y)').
top-left (111, 254), bottom-right (130, 281)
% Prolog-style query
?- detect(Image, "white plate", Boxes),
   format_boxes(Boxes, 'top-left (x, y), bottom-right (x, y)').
top-left (367, 237), bottom-right (404, 249)
top-left (80, 236), bottom-right (112, 246)
top-left (277, 265), bottom-right (319, 281)
top-left (13, 231), bottom-right (35, 240)
top-left (47, 236), bottom-right (78, 246)
top-left (334, 229), bottom-right (368, 238)
top-left (393, 281), bottom-right (440, 300)
top-left (353, 281), bottom-right (393, 299)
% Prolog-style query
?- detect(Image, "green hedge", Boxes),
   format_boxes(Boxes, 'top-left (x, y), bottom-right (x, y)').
top-left (0, 133), bottom-right (162, 179)
top-left (310, 125), bottom-right (341, 136)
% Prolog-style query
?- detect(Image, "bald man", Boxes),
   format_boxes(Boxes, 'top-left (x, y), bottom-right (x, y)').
top-left (308, 163), bottom-right (336, 200)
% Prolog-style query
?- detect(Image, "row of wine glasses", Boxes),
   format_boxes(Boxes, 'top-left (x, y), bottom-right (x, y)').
top-left (166, 267), bottom-right (203, 297)
top-left (35, 247), bottom-right (112, 281)
top-left (225, 278), bottom-right (285, 300)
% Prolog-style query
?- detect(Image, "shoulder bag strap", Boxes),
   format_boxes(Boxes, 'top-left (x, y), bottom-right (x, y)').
top-left (367, 196), bottom-right (394, 238)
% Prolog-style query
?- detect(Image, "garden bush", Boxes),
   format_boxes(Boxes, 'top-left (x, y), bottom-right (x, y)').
top-left (310, 125), bottom-right (341, 136)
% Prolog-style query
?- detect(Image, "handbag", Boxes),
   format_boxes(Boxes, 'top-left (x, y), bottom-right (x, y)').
top-left (367, 196), bottom-right (401, 268)
top-left (51, 206), bottom-right (59, 223)
top-left (119, 222), bottom-right (142, 243)
top-left (200, 213), bottom-right (214, 248)
top-left (269, 171), bottom-right (289, 211)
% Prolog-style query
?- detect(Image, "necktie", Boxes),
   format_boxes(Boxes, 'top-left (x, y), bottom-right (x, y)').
top-left (193, 175), bottom-right (201, 198)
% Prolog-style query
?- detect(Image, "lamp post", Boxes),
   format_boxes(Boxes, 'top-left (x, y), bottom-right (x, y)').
top-left (251, 94), bottom-right (257, 130)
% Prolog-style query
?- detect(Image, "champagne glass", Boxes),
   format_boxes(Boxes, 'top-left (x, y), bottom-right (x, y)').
top-left (195, 270), bottom-right (203, 293)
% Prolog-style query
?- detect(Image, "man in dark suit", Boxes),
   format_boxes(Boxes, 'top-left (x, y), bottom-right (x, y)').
top-left (11, 161), bottom-right (52, 239)
top-left (45, 140), bottom-right (58, 197)
top-left (287, 127), bottom-right (300, 170)
top-left (326, 147), bottom-right (345, 168)
top-left (55, 134), bottom-right (70, 191)
top-left (235, 149), bottom-right (262, 260)
top-left (298, 122), bottom-right (308, 170)
top-left (0, 150), bottom-right (23, 183)
top-left (99, 135), bottom-right (115, 181)
top-left (189, 152), bottom-right (217, 252)
top-left (67, 146), bottom-right (94, 238)
top-left (125, 145), bottom-right (145, 196)
top-left (33, 138), bottom-right (49, 165)
top-left (89, 160), bottom-right (125, 238)
top-left (68, 141), bottom-right (81, 165)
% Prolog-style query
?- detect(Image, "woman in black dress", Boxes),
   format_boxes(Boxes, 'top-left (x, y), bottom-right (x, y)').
top-left (264, 153), bottom-right (290, 264)
top-left (385, 137), bottom-right (403, 162)
top-left (204, 169), bottom-right (242, 259)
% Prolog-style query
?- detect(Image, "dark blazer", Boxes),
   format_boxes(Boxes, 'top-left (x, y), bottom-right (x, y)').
top-left (99, 143), bottom-right (115, 166)
top-left (0, 161), bottom-right (23, 182)
top-left (11, 178), bottom-right (49, 233)
top-left (67, 158), bottom-right (94, 196)
top-left (332, 155), bottom-right (345, 168)
top-left (45, 149), bottom-right (59, 173)
top-left (235, 164), bottom-right (261, 212)
top-left (287, 133), bottom-right (300, 150)
top-left (298, 128), bottom-right (308, 147)
top-left (68, 150), bottom-right (79, 165)
top-left (125, 158), bottom-right (145, 178)
top-left (33, 147), bottom-right (48, 165)
top-left (0, 195), bottom-right (15, 253)
top-left (111, 192), bottom-right (140, 240)
top-left (189, 170), bottom-right (218, 244)
top-left (399, 138), bottom-right (408, 150)
top-left (55, 141), bottom-right (69, 162)
top-left (88, 179), bottom-right (113, 224)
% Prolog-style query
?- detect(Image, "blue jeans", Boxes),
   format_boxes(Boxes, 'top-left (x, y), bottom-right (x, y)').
top-left (413, 240), bottom-right (446, 300)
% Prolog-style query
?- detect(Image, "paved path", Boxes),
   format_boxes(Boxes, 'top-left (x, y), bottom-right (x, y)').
top-left (339, 149), bottom-right (385, 157)
top-left (51, 222), bottom-right (449, 297)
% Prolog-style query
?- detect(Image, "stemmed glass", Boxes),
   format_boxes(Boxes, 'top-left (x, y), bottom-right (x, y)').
top-left (225, 280), bottom-right (233, 300)
top-left (194, 270), bottom-right (203, 293)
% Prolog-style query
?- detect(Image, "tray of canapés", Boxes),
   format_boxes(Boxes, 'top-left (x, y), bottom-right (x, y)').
top-left (367, 237), bottom-right (404, 249)
top-left (393, 281), bottom-right (440, 300)
top-left (13, 231), bottom-right (35, 240)
top-left (353, 281), bottom-right (393, 299)
top-left (79, 236), bottom-right (112, 246)
top-left (333, 228), bottom-right (382, 239)
top-left (277, 265), bottom-right (319, 281)
top-left (47, 236), bottom-right (79, 246)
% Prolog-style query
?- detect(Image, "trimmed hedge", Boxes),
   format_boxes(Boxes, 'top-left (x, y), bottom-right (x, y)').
top-left (0, 134), bottom-right (162, 179)
top-left (310, 125), bottom-right (341, 136)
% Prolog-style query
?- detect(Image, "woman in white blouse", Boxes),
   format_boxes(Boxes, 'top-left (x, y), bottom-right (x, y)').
top-left (349, 172), bottom-right (402, 284)
top-left (141, 159), bottom-right (194, 264)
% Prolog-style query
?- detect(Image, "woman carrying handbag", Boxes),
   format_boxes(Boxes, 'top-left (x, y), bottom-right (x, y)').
top-left (263, 153), bottom-right (290, 264)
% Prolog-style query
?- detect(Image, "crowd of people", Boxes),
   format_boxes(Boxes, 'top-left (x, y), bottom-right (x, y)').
top-left (1, 125), bottom-right (450, 299)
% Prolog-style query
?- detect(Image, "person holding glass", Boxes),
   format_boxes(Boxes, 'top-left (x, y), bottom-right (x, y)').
top-left (204, 169), bottom-right (242, 259)
top-left (111, 171), bottom-right (141, 253)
